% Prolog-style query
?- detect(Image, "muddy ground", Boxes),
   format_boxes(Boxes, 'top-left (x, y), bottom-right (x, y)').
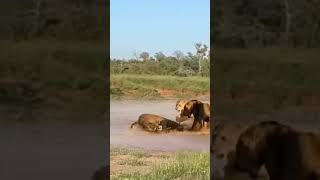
top-left (212, 106), bottom-right (320, 180)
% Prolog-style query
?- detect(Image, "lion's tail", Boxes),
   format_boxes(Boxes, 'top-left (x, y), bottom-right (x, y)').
top-left (131, 121), bottom-right (138, 128)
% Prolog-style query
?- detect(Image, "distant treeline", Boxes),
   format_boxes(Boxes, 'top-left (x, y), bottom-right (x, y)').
top-left (213, 0), bottom-right (320, 48)
top-left (0, 0), bottom-right (106, 41)
top-left (111, 43), bottom-right (210, 77)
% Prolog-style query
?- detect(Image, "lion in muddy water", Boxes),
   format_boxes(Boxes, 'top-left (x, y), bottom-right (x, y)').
top-left (181, 99), bottom-right (210, 131)
top-left (130, 114), bottom-right (184, 132)
top-left (223, 121), bottom-right (320, 180)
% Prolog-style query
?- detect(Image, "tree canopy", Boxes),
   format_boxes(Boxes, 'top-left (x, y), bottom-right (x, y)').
top-left (111, 43), bottom-right (210, 77)
top-left (213, 0), bottom-right (320, 48)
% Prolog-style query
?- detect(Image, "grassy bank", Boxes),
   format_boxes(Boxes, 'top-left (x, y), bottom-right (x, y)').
top-left (111, 74), bottom-right (210, 99)
top-left (0, 40), bottom-right (106, 121)
top-left (214, 48), bottom-right (320, 114)
top-left (111, 147), bottom-right (210, 180)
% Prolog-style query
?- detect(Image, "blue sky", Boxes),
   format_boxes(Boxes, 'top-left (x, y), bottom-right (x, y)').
top-left (111, 0), bottom-right (210, 59)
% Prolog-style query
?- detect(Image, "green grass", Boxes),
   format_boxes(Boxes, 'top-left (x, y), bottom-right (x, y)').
top-left (118, 157), bottom-right (148, 166)
top-left (2, 42), bottom-right (320, 118)
top-left (113, 151), bottom-right (210, 180)
top-left (110, 147), bottom-right (151, 158)
top-left (0, 39), bottom-right (106, 120)
top-left (215, 48), bottom-right (320, 92)
top-left (111, 74), bottom-right (210, 99)
top-left (213, 48), bottom-right (320, 113)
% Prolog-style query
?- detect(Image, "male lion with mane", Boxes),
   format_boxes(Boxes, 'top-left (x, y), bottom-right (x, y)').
top-left (175, 99), bottom-right (193, 122)
top-left (181, 99), bottom-right (210, 131)
top-left (224, 121), bottom-right (320, 180)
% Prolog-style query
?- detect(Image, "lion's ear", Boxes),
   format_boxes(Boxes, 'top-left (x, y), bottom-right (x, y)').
top-left (184, 103), bottom-right (190, 111)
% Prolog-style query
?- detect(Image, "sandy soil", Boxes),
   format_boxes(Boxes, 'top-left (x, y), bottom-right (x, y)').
top-left (212, 106), bottom-right (320, 179)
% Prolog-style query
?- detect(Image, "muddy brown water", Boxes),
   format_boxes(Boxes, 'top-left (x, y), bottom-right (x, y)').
top-left (110, 100), bottom-right (210, 152)
top-left (0, 120), bottom-right (107, 180)
top-left (0, 100), bottom-right (210, 180)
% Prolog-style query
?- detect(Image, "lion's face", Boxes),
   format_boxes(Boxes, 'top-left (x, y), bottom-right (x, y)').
top-left (181, 101), bottom-right (194, 118)
top-left (213, 122), bottom-right (262, 179)
top-left (176, 100), bottom-right (195, 123)
top-left (175, 100), bottom-right (187, 114)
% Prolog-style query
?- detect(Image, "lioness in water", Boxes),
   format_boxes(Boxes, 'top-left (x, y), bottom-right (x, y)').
top-left (225, 121), bottom-right (320, 180)
top-left (131, 114), bottom-right (184, 132)
top-left (181, 99), bottom-right (210, 131)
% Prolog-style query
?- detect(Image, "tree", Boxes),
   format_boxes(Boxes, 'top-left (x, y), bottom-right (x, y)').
top-left (133, 51), bottom-right (140, 61)
top-left (305, 0), bottom-right (320, 47)
top-left (283, 0), bottom-right (292, 46)
top-left (195, 43), bottom-right (208, 76)
top-left (173, 50), bottom-right (184, 61)
top-left (154, 52), bottom-right (166, 61)
top-left (206, 49), bottom-right (211, 60)
top-left (32, 0), bottom-right (42, 34)
top-left (139, 52), bottom-right (150, 61)
top-left (149, 57), bottom-right (155, 61)
top-left (173, 50), bottom-right (185, 73)
top-left (187, 52), bottom-right (195, 59)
